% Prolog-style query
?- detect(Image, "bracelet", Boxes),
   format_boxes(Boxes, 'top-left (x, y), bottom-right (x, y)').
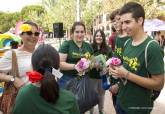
top-left (125, 71), bottom-right (130, 80)
top-left (121, 71), bottom-right (129, 85)
top-left (73, 64), bottom-right (76, 70)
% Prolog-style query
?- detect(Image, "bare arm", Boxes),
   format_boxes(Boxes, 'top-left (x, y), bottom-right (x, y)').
top-left (109, 66), bottom-right (164, 91)
top-left (127, 72), bottom-right (164, 91)
top-left (59, 53), bottom-right (75, 71)
top-left (0, 72), bottom-right (24, 88)
top-left (0, 72), bottom-right (13, 82)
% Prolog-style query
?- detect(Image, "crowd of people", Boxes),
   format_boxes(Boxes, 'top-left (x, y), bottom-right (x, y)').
top-left (0, 2), bottom-right (164, 114)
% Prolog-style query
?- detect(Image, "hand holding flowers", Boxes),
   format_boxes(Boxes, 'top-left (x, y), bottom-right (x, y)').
top-left (107, 57), bottom-right (129, 85)
top-left (108, 63), bottom-right (130, 85)
top-left (92, 54), bottom-right (111, 90)
top-left (95, 54), bottom-right (107, 68)
top-left (108, 65), bottom-right (128, 78)
top-left (106, 57), bottom-right (121, 78)
top-left (75, 58), bottom-right (90, 76)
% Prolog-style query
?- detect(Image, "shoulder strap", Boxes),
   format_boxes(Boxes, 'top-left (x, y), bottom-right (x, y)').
top-left (145, 40), bottom-right (158, 68)
top-left (124, 39), bottom-right (131, 47)
top-left (11, 50), bottom-right (19, 77)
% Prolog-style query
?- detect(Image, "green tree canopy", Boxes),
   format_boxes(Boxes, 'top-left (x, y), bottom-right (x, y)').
top-left (0, 12), bottom-right (21, 33)
top-left (21, 5), bottom-right (46, 27)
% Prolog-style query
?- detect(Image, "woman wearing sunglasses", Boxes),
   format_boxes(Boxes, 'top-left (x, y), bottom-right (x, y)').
top-left (0, 21), bottom-right (39, 89)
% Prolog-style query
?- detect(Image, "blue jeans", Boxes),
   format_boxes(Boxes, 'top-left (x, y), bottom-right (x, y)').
top-left (115, 100), bottom-right (127, 114)
top-left (57, 74), bottom-right (74, 89)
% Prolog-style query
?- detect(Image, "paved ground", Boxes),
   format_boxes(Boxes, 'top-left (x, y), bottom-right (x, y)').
top-left (94, 92), bottom-right (116, 114)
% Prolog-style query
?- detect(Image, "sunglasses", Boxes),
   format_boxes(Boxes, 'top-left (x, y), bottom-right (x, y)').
top-left (23, 31), bottom-right (40, 37)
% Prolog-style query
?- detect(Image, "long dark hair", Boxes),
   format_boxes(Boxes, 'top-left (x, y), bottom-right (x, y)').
top-left (92, 29), bottom-right (109, 54)
top-left (32, 44), bottom-right (59, 104)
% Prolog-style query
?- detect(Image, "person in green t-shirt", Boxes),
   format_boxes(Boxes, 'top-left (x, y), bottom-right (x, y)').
top-left (113, 9), bottom-right (130, 61)
top-left (58, 22), bottom-right (93, 89)
top-left (13, 44), bottom-right (80, 114)
top-left (109, 8), bottom-right (130, 109)
top-left (109, 2), bottom-right (164, 114)
top-left (89, 29), bottom-right (113, 114)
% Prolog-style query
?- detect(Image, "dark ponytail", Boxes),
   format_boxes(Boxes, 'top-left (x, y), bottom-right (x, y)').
top-left (40, 70), bottom-right (59, 104)
top-left (32, 44), bottom-right (60, 104)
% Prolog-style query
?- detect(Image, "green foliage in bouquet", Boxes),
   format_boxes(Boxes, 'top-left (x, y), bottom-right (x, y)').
top-left (95, 54), bottom-right (107, 70)
top-left (82, 53), bottom-right (107, 72)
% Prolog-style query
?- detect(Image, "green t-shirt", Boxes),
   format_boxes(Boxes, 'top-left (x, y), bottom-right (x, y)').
top-left (13, 84), bottom-right (80, 114)
top-left (59, 40), bottom-right (93, 77)
top-left (114, 35), bottom-right (130, 59)
top-left (111, 36), bottom-right (130, 85)
top-left (117, 37), bottom-right (164, 114)
top-left (89, 46), bottom-right (113, 79)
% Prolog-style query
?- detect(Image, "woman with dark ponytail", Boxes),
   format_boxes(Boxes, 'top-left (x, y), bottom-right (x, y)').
top-left (13, 44), bottom-right (80, 114)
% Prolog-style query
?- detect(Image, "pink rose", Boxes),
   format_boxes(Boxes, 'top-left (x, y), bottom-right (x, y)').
top-left (75, 58), bottom-right (90, 72)
top-left (106, 57), bottom-right (121, 66)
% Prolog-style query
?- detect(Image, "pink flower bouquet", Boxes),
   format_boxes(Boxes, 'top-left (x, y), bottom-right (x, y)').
top-left (106, 57), bottom-right (121, 66)
top-left (75, 58), bottom-right (90, 76)
top-left (106, 57), bottom-right (121, 79)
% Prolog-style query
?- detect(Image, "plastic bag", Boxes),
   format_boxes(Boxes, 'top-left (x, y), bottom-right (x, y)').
top-left (66, 76), bottom-right (99, 114)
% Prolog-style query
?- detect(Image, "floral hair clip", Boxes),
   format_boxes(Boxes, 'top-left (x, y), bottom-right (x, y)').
top-left (19, 24), bottom-right (32, 33)
top-left (26, 68), bottom-right (63, 83)
top-left (26, 71), bottom-right (43, 83)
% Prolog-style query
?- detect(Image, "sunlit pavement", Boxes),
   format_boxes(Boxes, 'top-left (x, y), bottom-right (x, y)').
top-left (84, 91), bottom-right (116, 114)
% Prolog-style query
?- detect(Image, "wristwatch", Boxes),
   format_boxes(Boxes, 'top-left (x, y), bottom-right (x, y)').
top-left (10, 77), bottom-right (15, 82)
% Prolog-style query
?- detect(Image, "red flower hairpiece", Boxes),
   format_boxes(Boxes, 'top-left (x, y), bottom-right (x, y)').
top-left (26, 71), bottom-right (43, 83)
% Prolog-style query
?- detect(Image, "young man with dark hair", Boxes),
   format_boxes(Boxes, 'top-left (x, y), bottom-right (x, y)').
top-left (109, 2), bottom-right (164, 114)
top-left (110, 9), bottom-right (120, 22)
top-left (109, 8), bottom-right (130, 110)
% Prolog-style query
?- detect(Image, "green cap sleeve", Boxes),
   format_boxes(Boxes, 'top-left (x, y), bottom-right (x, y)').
top-left (59, 40), bottom-right (70, 54)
